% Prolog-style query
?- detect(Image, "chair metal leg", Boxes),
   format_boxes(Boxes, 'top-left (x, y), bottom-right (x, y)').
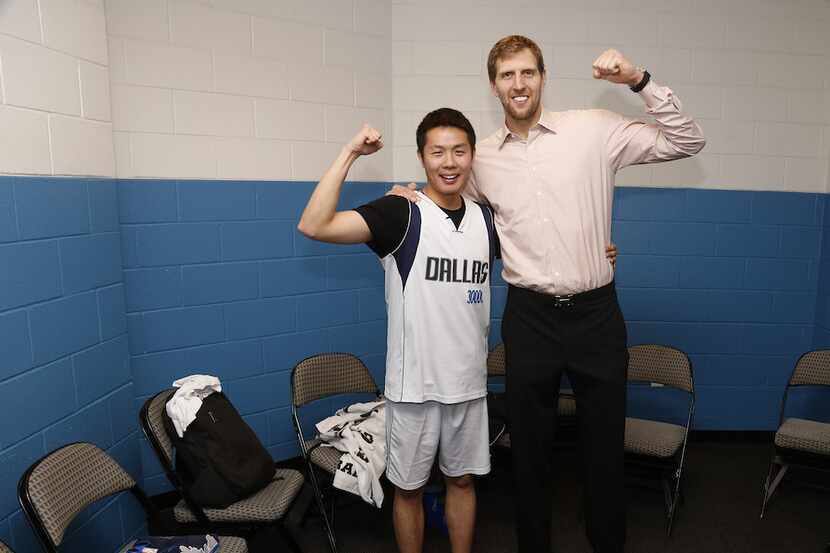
top-left (661, 475), bottom-right (673, 517)
top-left (329, 490), bottom-right (337, 533)
top-left (666, 467), bottom-right (684, 537)
top-left (306, 461), bottom-right (338, 553)
top-left (667, 500), bottom-right (677, 536)
top-left (661, 476), bottom-right (674, 536)
top-left (760, 458), bottom-right (788, 519)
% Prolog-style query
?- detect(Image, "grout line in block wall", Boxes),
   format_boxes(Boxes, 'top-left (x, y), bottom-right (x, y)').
top-left (175, 178), bottom-right (181, 221)
top-left (46, 115), bottom-right (56, 176)
top-left (257, 260), bottom-right (262, 299)
top-left (249, 15), bottom-right (254, 55)
top-left (35, 0), bottom-right (45, 44)
top-left (0, 28), bottom-right (110, 66)
top-left (77, 62), bottom-right (86, 118)
top-left (85, 180), bottom-right (93, 231)
top-left (165, 0), bottom-right (172, 43)
top-left (10, 176), bottom-right (22, 239)
top-left (55, 237), bottom-right (66, 297)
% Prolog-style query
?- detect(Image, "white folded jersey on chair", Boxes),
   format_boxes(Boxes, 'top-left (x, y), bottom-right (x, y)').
top-left (315, 400), bottom-right (386, 508)
top-left (166, 374), bottom-right (222, 438)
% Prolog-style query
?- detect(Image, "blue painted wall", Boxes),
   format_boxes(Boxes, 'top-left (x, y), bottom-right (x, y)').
top-left (610, 188), bottom-right (827, 429)
top-left (813, 194), bottom-right (830, 348)
top-left (3, 176), bottom-right (829, 552)
top-left (120, 180), bottom-right (390, 494)
top-left (804, 194), bottom-right (830, 424)
top-left (0, 176), bottom-right (141, 553)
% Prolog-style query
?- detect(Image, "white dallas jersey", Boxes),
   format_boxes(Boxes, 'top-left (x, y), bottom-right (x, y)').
top-left (382, 192), bottom-right (495, 404)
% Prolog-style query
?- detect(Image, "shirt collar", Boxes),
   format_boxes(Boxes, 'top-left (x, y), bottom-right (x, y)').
top-left (496, 108), bottom-right (558, 148)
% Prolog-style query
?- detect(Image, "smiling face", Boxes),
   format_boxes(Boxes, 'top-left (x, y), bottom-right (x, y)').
top-left (418, 126), bottom-right (473, 202)
top-left (490, 48), bottom-right (545, 126)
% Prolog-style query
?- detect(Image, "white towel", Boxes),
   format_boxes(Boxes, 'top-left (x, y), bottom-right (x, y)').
top-left (166, 375), bottom-right (222, 438)
top-left (316, 400), bottom-right (386, 508)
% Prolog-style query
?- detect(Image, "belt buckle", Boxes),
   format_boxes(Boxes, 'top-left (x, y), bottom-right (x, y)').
top-left (552, 294), bottom-right (574, 309)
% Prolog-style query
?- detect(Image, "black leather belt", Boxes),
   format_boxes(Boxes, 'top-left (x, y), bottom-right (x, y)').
top-left (511, 281), bottom-right (616, 309)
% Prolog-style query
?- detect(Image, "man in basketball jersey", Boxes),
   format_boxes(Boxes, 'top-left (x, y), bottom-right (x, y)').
top-left (298, 108), bottom-right (494, 553)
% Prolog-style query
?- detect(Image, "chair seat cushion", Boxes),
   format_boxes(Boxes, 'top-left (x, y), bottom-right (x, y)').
top-left (624, 417), bottom-right (686, 458)
top-left (305, 439), bottom-right (342, 474)
top-left (775, 418), bottom-right (830, 456)
top-left (491, 395), bottom-right (577, 449)
top-left (120, 535), bottom-right (248, 553)
top-left (174, 469), bottom-right (304, 523)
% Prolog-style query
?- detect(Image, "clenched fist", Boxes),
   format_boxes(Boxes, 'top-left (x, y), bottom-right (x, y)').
top-left (346, 123), bottom-right (384, 156)
top-left (591, 49), bottom-right (644, 87)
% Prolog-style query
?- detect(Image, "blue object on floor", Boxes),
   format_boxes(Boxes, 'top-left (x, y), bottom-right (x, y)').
top-left (423, 484), bottom-right (448, 535)
top-left (126, 535), bottom-right (219, 553)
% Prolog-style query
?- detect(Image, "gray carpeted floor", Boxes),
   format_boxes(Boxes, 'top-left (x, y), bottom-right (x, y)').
top-left (275, 441), bottom-right (829, 553)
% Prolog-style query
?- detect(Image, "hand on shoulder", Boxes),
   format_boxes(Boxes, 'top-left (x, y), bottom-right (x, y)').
top-left (386, 182), bottom-right (420, 202)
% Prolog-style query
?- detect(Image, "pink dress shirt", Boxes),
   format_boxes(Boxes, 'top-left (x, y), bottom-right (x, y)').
top-left (466, 79), bottom-right (706, 295)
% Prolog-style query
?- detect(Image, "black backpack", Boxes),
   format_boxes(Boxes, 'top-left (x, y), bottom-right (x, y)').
top-left (163, 391), bottom-right (276, 508)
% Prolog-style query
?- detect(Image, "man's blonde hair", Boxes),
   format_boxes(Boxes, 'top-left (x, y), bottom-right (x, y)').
top-left (487, 35), bottom-right (546, 83)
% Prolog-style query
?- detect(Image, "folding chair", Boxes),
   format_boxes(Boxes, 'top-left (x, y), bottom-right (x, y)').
top-left (291, 353), bottom-right (381, 553)
top-left (17, 442), bottom-right (248, 553)
top-left (624, 344), bottom-right (695, 536)
top-left (485, 342), bottom-right (577, 449)
top-left (140, 389), bottom-right (305, 552)
top-left (486, 343), bottom-right (508, 447)
top-left (760, 349), bottom-right (830, 518)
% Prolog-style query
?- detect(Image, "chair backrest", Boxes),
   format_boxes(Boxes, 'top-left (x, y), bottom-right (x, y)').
top-left (18, 443), bottom-right (138, 550)
top-left (487, 343), bottom-right (505, 377)
top-left (292, 353), bottom-right (379, 407)
top-left (789, 350), bottom-right (830, 387)
top-left (0, 540), bottom-right (14, 553)
top-left (140, 388), bottom-right (177, 467)
top-left (627, 344), bottom-right (693, 393)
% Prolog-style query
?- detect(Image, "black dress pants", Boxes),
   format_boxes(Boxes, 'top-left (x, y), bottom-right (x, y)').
top-left (502, 282), bottom-right (628, 553)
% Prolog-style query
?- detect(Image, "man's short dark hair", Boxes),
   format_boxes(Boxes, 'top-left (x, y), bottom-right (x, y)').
top-left (416, 108), bottom-right (476, 156)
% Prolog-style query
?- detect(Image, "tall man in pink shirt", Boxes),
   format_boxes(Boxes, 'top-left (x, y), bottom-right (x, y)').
top-left (397, 35), bottom-right (705, 553)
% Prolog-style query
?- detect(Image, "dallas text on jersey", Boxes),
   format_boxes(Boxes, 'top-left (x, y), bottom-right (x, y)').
top-left (424, 256), bottom-right (489, 284)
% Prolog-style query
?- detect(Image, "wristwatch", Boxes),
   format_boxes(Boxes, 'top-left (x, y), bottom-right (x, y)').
top-left (629, 68), bottom-right (650, 93)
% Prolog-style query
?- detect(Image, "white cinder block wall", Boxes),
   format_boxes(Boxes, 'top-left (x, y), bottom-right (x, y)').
top-left (2, 0), bottom-right (828, 189)
top-left (392, 0), bottom-right (830, 193)
top-left (0, 0), bottom-right (114, 177)
top-left (107, 0), bottom-right (393, 182)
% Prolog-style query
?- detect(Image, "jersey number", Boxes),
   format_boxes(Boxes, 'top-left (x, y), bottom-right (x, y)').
top-left (467, 289), bottom-right (483, 304)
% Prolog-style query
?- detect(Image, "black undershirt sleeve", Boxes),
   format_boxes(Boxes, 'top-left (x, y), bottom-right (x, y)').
top-left (353, 195), bottom-right (411, 258)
